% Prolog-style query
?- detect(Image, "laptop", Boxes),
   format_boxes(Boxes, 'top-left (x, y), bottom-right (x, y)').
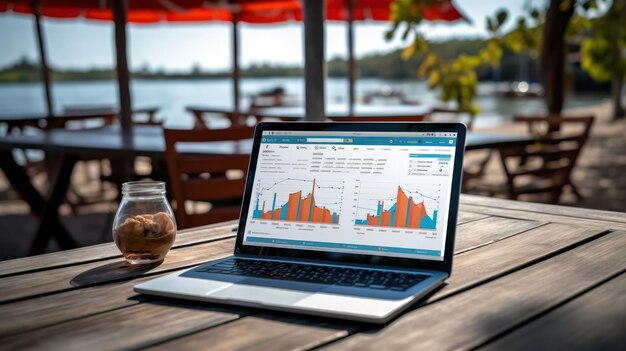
top-left (135, 122), bottom-right (466, 323)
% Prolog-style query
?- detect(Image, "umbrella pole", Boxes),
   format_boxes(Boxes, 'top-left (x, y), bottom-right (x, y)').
top-left (113, 0), bottom-right (134, 183)
top-left (113, 0), bottom-right (133, 137)
top-left (31, 0), bottom-right (54, 117)
top-left (346, 0), bottom-right (355, 117)
top-left (232, 13), bottom-right (240, 112)
top-left (303, 0), bottom-right (326, 121)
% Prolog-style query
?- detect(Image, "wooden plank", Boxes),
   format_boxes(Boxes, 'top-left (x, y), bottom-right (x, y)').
top-left (0, 215), bottom-right (528, 339)
top-left (0, 211), bottom-right (482, 279)
top-left (459, 203), bottom-right (626, 231)
top-left (0, 277), bottom-right (147, 338)
top-left (0, 215), bottom-right (531, 304)
top-left (479, 273), bottom-right (626, 350)
top-left (436, 224), bottom-right (605, 300)
top-left (0, 238), bottom-right (236, 304)
top-left (456, 211), bottom-right (489, 224)
top-left (461, 194), bottom-right (626, 225)
top-left (321, 231), bottom-right (626, 351)
top-left (147, 314), bottom-right (359, 351)
top-left (454, 217), bottom-right (544, 253)
top-left (0, 221), bottom-right (238, 278)
top-left (137, 223), bottom-right (602, 351)
top-left (0, 301), bottom-right (246, 351)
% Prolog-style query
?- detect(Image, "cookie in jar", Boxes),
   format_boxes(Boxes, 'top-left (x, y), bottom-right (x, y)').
top-left (112, 182), bottom-right (177, 264)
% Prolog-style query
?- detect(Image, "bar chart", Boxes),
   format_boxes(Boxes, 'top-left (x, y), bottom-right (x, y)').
top-left (251, 178), bottom-right (344, 225)
top-left (355, 183), bottom-right (439, 230)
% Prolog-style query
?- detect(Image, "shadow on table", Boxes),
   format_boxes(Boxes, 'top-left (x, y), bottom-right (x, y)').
top-left (71, 260), bottom-right (162, 287)
top-left (0, 212), bottom-right (114, 261)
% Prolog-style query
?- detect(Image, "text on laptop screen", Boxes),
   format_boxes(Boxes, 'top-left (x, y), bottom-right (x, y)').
top-left (242, 130), bottom-right (458, 261)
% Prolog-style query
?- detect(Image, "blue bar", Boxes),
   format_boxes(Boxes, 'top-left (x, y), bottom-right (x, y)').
top-left (307, 195), bottom-right (314, 222)
top-left (419, 210), bottom-right (438, 230)
top-left (252, 198), bottom-right (261, 219)
top-left (295, 197), bottom-right (302, 221)
top-left (260, 136), bottom-right (456, 146)
top-left (279, 202), bottom-right (288, 220)
top-left (271, 193), bottom-right (277, 220)
top-left (405, 198), bottom-right (411, 228)
top-left (246, 236), bottom-right (441, 257)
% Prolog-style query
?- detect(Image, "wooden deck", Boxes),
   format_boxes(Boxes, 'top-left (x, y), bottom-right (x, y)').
top-left (0, 195), bottom-right (624, 350)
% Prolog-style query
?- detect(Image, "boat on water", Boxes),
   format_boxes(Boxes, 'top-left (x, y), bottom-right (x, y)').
top-left (249, 86), bottom-right (300, 110)
top-left (359, 85), bottom-right (419, 105)
top-left (483, 81), bottom-right (544, 98)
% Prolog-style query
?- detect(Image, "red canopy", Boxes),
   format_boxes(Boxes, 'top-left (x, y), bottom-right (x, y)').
top-left (0, 0), bottom-right (463, 24)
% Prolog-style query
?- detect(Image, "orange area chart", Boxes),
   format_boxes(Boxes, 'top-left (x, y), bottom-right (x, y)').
top-left (253, 179), bottom-right (340, 225)
top-left (357, 186), bottom-right (437, 230)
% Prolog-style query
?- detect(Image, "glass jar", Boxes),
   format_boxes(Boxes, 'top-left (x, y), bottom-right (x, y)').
top-left (112, 181), bottom-right (177, 264)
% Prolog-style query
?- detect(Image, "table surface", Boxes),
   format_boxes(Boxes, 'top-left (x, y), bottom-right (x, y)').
top-left (0, 125), bottom-right (532, 158)
top-left (188, 104), bottom-right (433, 118)
top-left (0, 195), bottom-right (623, 350)
top-left (0, 107), bottom-right (159, 122)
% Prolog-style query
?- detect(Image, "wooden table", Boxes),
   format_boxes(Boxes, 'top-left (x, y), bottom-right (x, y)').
top-left (0, 126), bottom-right (251, 254)
top-left (0, 107), bottom-right (160, 132)
top-left (0, 195), bottom-right (623, 350)
top-left (0, 126), bottom-right (531, 254)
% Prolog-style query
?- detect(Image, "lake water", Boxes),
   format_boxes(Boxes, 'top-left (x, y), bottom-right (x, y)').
top-left (0, 78), bottom-right (608, 129)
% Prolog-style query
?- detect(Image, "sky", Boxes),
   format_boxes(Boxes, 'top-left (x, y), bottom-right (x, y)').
top-left (0, 0), bottom-right (542, 71)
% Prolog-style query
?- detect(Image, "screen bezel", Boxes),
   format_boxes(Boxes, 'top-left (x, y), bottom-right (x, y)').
top-left (234, 122), bottom-right (466, 275)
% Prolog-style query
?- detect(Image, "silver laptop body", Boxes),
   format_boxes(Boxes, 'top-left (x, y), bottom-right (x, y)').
top-left (135, 122), bottom-right (466, 323)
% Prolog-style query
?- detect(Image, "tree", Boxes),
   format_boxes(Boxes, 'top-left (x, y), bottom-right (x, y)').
top-left (501, 0), bottom-right (625, 120)
top-left (390, 0), bottom-right (625, 121)
top-left (579, 0), bottom-right (626, 119)
top-left (541, 0), bottom-right (576, 115)
top-left (386, 0), bottom-right (503, 114)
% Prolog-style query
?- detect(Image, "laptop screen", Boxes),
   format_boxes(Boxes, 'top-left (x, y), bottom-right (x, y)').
top-left (242, 130), bottom-right (459, 262)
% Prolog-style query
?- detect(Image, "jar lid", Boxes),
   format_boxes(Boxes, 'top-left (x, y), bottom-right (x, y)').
top-left (122, 181), bottom-right (166, 196)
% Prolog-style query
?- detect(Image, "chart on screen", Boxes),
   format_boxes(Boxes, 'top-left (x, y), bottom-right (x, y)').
top-left (355, 182), bottom-right (440, 231)
top-left (251, 177), bottom-right (344, 225)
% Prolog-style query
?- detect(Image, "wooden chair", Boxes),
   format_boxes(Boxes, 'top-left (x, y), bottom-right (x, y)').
top-left (164, 127), bottom-right (255, 229)
top-left (512, 114), bottom-right (593, 136)
top-left (61, 106), bottom-right (162, 126)
top-left (511, 114), bottom-right (594, 199)
top-left (251, 114), bottom-right (303, 122)
top-left (186, 107), bottom-right (252, 129)
top-left (468, 116), bottom-right (594, 203)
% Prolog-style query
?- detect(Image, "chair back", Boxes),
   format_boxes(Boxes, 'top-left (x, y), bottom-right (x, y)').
top-left (497, 116), bottom-right (594, 202)
top-left (164, 127), bottom-right (255, 229)
top-left (187, 108), bottom-right (252, 129)
top-left (45, 113), bottom-right (117, 130)
top-left (513, 114), bottom-right (594, 136)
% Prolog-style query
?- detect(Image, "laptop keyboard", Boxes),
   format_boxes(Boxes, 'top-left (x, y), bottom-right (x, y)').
top-left (196, 258), bottom-right (429, 291)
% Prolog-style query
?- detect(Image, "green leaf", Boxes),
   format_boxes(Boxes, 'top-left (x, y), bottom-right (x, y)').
top-left (401, 44), bottom-right (415, 61)
top-left (428, 71), bottom-right (440, 88)
top-left (530, 8), bottom-right (540, 19)
top-left (496, 9), bottom-right (508, 26)
top-left (560, 0), bottom-right (573, 12)
top-left (401, 23), bottom-right (412, 41)
top-left (487, 18), bottom-right (496, 33)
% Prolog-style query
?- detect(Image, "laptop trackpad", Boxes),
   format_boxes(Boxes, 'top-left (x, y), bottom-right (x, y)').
top-left (209, 283), bottom-right (310, 305)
